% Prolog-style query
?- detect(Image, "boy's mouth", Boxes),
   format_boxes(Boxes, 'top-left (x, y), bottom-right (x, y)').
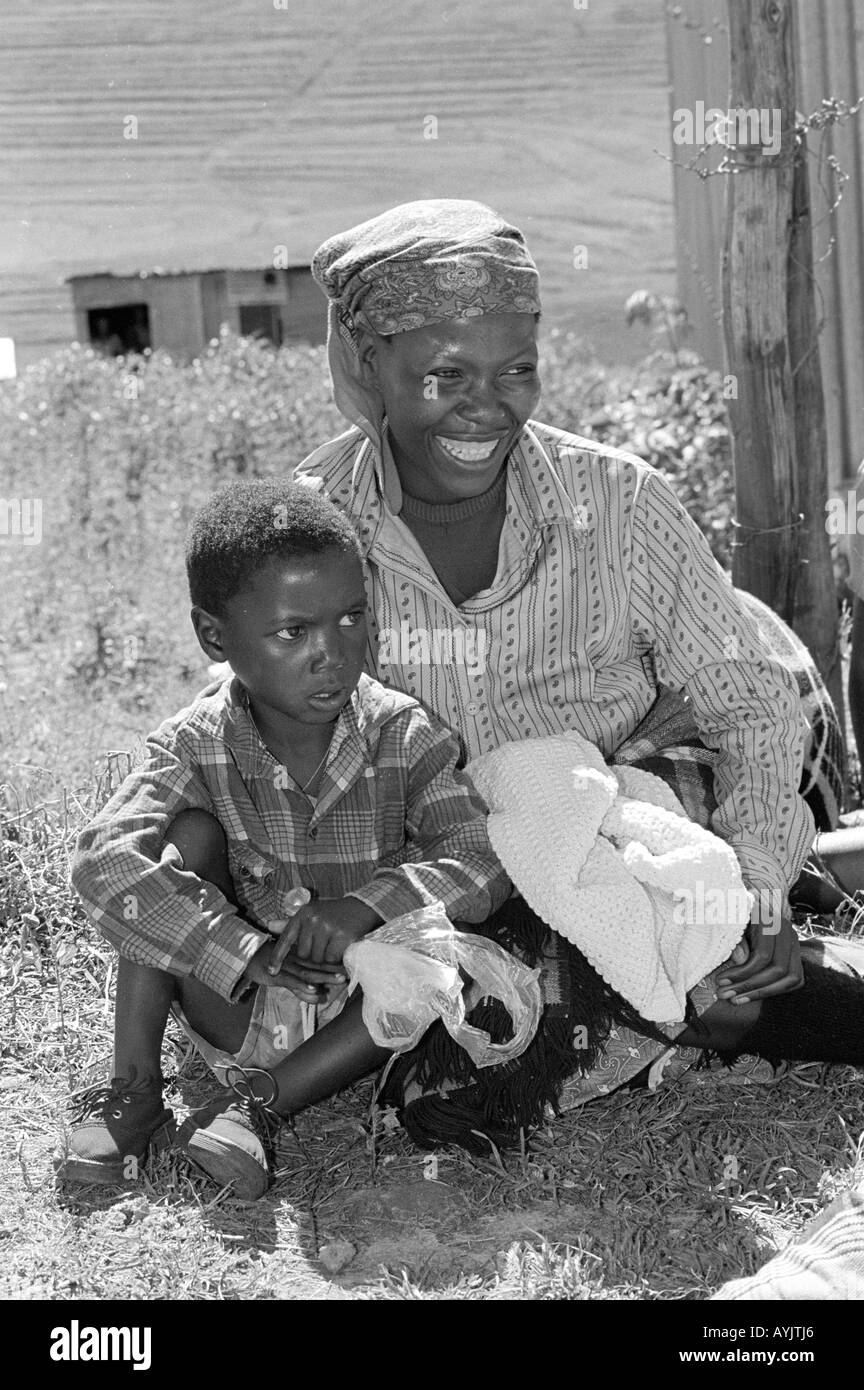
top-left (307, 687), bottom-right (346, 709)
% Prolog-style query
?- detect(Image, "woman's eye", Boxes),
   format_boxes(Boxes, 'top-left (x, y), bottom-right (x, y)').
top-left (339, 611), bottom-right (366, 627)
top-left (276, 626), bottom-right (304, 642)
top-left (503, 363), bottom-right (537, 377)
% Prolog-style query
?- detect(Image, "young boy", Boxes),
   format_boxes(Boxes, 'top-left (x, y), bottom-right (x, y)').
top-left (58, 478), bottom-right (510, 1198)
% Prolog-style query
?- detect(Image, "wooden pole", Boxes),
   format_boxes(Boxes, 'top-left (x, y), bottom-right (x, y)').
top-left (722, 0), bottom-right (797, 615)
top-left (787, 114), bottom-right (844, 716)
top-left (722, 0), bottom-right (841, 716)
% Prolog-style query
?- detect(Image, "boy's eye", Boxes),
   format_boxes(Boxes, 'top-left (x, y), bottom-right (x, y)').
top-left (276, 626), bottom-right (304, 642)
top-left (339, 610), bottom-right (366, 628)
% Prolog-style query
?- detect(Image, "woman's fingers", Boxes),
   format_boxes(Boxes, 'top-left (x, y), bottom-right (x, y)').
top-left (719, 956), bottom-right (797, 992)
top-left (717, 924), bottom-right (803, 1002)
top-left (718, 952), bottom-right (776, 988)
top-left (726, 969), bottom-right (805, 1004)
top-left (717, 940), bottom-right (750, 976)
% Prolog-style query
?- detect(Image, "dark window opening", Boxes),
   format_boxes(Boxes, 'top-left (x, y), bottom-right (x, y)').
top-left (88, 304), bottom-right (151, 356)
top-left (239, 303), bottom-right (283, 346)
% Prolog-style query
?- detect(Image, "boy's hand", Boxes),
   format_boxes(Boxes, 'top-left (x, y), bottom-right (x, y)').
top-left (716, 911), bottom-right (803, 1005)
top-left (268, 897), bottom-right (383, 971)
top-left (243, 938), bottom-right (346, 1003)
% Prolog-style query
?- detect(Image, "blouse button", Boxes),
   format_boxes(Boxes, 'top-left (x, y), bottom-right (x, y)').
top-left (466, 702), bottom-right (479, 715)
top-left (308, 827), bottom-right (318, 840)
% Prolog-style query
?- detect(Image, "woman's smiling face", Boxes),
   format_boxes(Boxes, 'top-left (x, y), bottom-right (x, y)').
top-left (360, 311), bottom-right (541, 503)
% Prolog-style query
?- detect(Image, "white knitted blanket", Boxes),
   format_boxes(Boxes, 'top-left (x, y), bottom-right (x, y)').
top-left (466, 733), bottom-right (752, 1023)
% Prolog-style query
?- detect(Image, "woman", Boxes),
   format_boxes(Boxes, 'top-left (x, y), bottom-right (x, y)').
top-left (295, 198), bottom-right (864, 1145)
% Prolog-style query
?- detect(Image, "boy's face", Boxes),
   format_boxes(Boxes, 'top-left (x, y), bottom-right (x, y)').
top-left (192, 548), bottom-right (368, 738)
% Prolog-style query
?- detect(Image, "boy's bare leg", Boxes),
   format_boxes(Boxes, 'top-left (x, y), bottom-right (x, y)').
top-left (113, 807), bottom-right (250, 1078)
top-left (56, 810), bottom-right (241, 1182)
top-left (251, 993), bottom-right (390, 1115)
top-left (113, 955), bottom-right (177, 1081)
top-left (113, 956), bottom-right (256, 1074)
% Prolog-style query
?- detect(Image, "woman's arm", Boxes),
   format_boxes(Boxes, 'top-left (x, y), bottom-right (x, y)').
top-left (628, 468), bottom-right (815, 901)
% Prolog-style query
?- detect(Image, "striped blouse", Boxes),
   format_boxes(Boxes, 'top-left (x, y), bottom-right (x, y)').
top-left (295, 419), bottom-right (815, 899)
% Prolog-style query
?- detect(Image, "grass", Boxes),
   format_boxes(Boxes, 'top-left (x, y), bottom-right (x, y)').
top-left (2, 335), bottom-right (863, 1301)
top-left (4, 755), bottom-right (864, 1301)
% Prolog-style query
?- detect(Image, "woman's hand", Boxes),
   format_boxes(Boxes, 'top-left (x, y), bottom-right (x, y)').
top-left (716, 911), bottom-right (803, 1005)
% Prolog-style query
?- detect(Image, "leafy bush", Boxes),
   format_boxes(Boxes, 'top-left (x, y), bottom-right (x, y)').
top-left (540, 328), bottom-right (734, 566)
top-left (1, 332), bottom-right (343, 682)
top-left (0, 327), bottom-right (734, 786)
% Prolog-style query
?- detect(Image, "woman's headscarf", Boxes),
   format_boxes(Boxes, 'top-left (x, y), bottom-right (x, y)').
top-left (311, 200), bottom-right (542, 455)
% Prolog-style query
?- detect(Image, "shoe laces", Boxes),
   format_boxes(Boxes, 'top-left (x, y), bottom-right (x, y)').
top-left (223, 1066), bottom-right (283, 1161)
top-left (68, 1074), bottom-right (161, 1125)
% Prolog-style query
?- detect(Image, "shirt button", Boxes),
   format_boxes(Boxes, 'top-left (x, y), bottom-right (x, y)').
top-left (308, 827), bottom-right (318, 839)
top-left (466, 702), bottom-right (478, 715)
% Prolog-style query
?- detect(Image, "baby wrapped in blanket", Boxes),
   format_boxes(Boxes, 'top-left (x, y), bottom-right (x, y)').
top-left (465, 732), bottom-right (753, 1024)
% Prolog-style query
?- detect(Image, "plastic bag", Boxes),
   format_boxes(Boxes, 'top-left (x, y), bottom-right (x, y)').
top-left (342, 901), bottom-right (542, 1068)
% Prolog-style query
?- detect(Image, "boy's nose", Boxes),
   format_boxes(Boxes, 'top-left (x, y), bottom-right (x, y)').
top-left (310, 629), bottom-right (348, 669)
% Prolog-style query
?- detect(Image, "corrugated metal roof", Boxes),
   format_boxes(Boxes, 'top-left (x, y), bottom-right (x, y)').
top-left (66, 266), bottom-right (310, 282)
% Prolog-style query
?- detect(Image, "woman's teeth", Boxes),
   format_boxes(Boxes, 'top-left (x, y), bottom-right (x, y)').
top-left (436, 437), bottom-right (500, 462)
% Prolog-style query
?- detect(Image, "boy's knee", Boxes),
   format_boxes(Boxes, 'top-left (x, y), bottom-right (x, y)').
top-left (165, 809), bottom-right (228, 879)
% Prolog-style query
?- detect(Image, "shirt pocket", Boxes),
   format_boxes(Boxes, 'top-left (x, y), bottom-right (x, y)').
top-left (227, 841), bottom-right (279, 924)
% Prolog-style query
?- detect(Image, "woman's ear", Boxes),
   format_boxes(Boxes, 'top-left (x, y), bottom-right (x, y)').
top-left (191, 606), bottom-right (227, 662)
top-left (355, 327), bottom-right (386, 389)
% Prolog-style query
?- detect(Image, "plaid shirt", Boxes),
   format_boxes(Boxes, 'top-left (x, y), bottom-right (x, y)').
top-left (72, 673), bottom-right (510, 1001)
top-left (296, 420), bottom-right (815, 898)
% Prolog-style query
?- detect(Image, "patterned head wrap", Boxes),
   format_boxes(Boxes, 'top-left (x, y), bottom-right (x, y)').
top-left (311, 200), bottom-right (542, 452)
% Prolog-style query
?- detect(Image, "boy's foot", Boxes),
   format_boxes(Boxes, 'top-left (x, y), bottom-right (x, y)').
top-left (54, 1073), bottom-right (175, 1184)
top-left (176, 1066), bottom-right (283, 1200)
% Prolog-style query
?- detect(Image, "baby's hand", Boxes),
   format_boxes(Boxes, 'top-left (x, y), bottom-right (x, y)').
top-left (268, 897), bottom-right (383, 971)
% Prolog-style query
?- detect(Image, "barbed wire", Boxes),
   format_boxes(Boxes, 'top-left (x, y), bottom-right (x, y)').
top-left (729, 514), bottom-right (805, 551)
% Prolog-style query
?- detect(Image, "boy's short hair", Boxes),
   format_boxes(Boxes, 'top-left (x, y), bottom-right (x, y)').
top-left (186, 478), bottom-right (362, 615)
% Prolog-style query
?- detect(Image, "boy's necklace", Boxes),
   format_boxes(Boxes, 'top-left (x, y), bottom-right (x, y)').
top-left (247, 707), bottom-right (332, 793)
top-left (297, 742), bottom-right (331, 793)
